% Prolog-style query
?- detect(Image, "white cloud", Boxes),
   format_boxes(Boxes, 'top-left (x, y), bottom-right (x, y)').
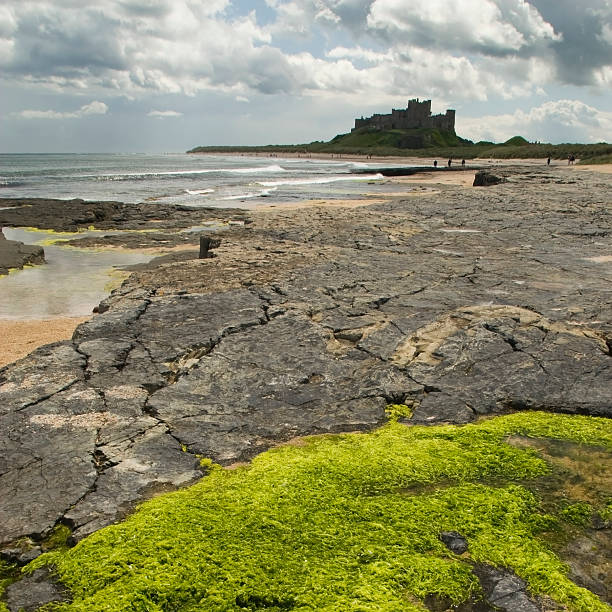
top-left (80, 101), bottom-right (109, 115)
top-left (327, 46), bottom-right (392, 63)
top-left (458, 100), bottom-right (612, 143)
top-left (367, 0), bottom-right (560, 54)
top-left (0, 5), bottom-right (17, 38)
top-left (148, 110), bottom-right (183, 118)
top-left (308, 46), bottom-right (540, 104)
top-left (17, 101), bottom-right (108, 119)
top-left (0, 0), bottom-right (609, 116)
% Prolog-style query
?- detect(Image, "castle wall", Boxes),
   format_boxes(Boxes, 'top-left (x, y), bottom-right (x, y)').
top-left (353, 99), bottom-right (455, 132)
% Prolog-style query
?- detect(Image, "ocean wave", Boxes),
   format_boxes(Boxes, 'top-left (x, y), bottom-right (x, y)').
top-left (222, 187), bottom-right (278, 200)
top-left (256, 173), bottom-right (384, 187)
top-left (0, 180), bottom-right (25, 188)
top-left (90, 165), bottom-right (288, 181)
top-left (228, 165), bottom-right (286, 174)
top-left (185, 188), bottom-right (215, 195)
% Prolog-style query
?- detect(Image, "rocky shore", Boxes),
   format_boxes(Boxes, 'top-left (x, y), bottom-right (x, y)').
top-left (0, 231), bottom-right (45, 276)
top-left (0, 164), bottom-right (610, 607)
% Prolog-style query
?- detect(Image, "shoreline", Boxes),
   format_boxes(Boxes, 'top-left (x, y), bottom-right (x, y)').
top-left (1, 161), bottom-right (611, 604)
top-left (192, 149), bottom-right (612, 169)
top-left (1, 160), bottom-right (610, 368)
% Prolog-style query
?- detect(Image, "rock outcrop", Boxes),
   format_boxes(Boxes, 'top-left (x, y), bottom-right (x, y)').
top-left (473, 170), bottom-right (505, 186)
top-left (0, 198), bottom-right (249, 233)
top-left (0, 230), bottom-right (45, 275)
top-left (1, 166), bottom-right (610, 580)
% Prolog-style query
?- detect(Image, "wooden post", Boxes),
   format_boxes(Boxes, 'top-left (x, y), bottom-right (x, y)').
top-left (199, 236), bottom-right (211, 259)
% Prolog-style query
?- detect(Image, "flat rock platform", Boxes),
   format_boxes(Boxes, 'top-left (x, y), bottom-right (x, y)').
top-left (1, 165), bottom-right (610, 563)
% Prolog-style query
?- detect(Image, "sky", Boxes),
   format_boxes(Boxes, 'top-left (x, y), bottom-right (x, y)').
top-left (1, 0), bottom-right (611, 153)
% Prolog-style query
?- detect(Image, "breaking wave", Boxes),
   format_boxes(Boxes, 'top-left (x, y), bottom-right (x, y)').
top-left (257, 174), bottom-right (384, 187)
top-left (91, 165), bottom-right (288, 181)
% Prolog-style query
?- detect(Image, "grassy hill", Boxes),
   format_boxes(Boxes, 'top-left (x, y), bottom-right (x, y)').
top-left (188, 131), bottom-right (612, 164)
top-left (323, 127), bottom-right (470, 150)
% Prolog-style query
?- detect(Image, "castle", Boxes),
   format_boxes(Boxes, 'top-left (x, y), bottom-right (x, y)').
top-left (353, 98), bottom-right (455, 132)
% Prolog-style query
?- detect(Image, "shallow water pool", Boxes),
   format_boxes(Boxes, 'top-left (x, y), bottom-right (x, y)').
top-left (1, 228), bottom-right (153, 319)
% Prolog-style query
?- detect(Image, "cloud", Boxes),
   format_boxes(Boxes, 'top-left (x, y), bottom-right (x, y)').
top-left (148, 110), bottom-right (183, 118)
top-left (17, 101), bottom-right (108, 119)
top-left (458, 100), bottom-right (612, 143)
top-left (0, 0), bottom-right (287, 96)
top-left (528, 0), bottom-right (612, 86)
top-left (0, 0), bottom-right (610, 108)
top-left (327, 46), bottom-right (392, 63)
top-left (367, 0), bottom-right (560, 56)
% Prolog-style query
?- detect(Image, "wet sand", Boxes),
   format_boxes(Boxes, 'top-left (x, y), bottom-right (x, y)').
top-left (0, 317), bottom-right (89, 367)
top-left (573, 163), bottom-right (612, 173)
top-left (391, 170), bottom-right (477, 187)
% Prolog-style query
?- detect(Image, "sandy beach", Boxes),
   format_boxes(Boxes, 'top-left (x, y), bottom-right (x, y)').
top-left (0, 317), bottom-right (90, 368)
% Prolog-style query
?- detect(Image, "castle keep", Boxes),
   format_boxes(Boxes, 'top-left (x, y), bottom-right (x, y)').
top-left (353, 98), bottom-right (455, 132)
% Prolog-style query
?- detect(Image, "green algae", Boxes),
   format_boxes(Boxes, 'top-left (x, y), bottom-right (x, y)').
top-left (42, 525), bottom-right (73, 553)
top-left (384, 403), bottom-right (414, 422)
top-left (0, 560), bottom-right (18, 612)
top-left (25, 412), bottom-right (612, 611)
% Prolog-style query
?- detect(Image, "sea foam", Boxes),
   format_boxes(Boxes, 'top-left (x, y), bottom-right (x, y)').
top-left (91, 164), bottom-right (287, 181)
top-left (185, 188), bottom-right (215, 195)
top-left (257, 173), bottom-right (384, 187)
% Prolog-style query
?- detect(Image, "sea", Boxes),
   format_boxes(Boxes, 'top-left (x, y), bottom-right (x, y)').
top-left (0, 153), bottom-right (425, 319)
top-left (0, 152), bottom-right (419, 208)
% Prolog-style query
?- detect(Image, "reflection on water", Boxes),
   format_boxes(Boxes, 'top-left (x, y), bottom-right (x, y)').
top-left (1, 228), bottom-right (153, 320)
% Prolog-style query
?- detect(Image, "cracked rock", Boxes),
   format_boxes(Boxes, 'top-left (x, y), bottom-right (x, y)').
top-left (1, 166), bottom-right (611, 595)
top-left (5, 568), bottom-right (69, 612)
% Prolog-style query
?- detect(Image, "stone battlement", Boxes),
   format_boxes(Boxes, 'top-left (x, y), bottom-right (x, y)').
top-left (353, 98), bottom-right (455, 132)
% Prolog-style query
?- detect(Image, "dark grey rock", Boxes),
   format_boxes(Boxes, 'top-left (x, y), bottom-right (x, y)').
top-left (410, 393), bottom-right (475, 424)
top-left (0, 229), bottom-right (45, 275)
top-left (473, 171), bottom-right (505, 186)
top-left (147, 313), bottom-right (416, 464)
top-left (473, 566), bottom-right (540, 612)
top-left (0, 546), bottom-right (42, 566)
top-left (440, 531), bottom-right (468, 554)
top-left (5, 568), bottom-right (69, 611)
top-left (1, 165), bottom-right (611, 603)
top-left (406, 313), bottom-right (612, 418)
top-left (0, 197), bottom-right (250, 233)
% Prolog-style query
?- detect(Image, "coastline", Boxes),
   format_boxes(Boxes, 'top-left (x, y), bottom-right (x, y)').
top-left (1, 160), bottom-right (611, 607)
top-left (1, 160), bottom-right (609, 368)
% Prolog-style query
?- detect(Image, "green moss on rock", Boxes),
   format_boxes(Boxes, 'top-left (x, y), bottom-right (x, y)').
top-left (28, 412), bottom-right (611, 611)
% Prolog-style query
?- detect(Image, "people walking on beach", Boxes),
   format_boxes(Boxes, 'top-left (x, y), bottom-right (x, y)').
top-left (547, 157), bottom-right (551, 166)
top-left (447, 159), bottom-right (452, 167)
top-left (461, 159), bottom-right (465, 168)
top-left (433, 160), bottom-right (438, 168)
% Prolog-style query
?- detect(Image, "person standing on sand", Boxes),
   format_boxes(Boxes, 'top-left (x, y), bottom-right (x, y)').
top-left (448, 159), bottom-right (452, 167)
top-left (547, 157), bottom-right (551, 166)
top-left (461, 159), bottom-right (465, 168)
top-left (434, 160), bottom-right (438, 168)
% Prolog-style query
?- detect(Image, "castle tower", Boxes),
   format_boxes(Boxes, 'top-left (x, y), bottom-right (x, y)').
top-left (352, 98), bottom-right (455, 132)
